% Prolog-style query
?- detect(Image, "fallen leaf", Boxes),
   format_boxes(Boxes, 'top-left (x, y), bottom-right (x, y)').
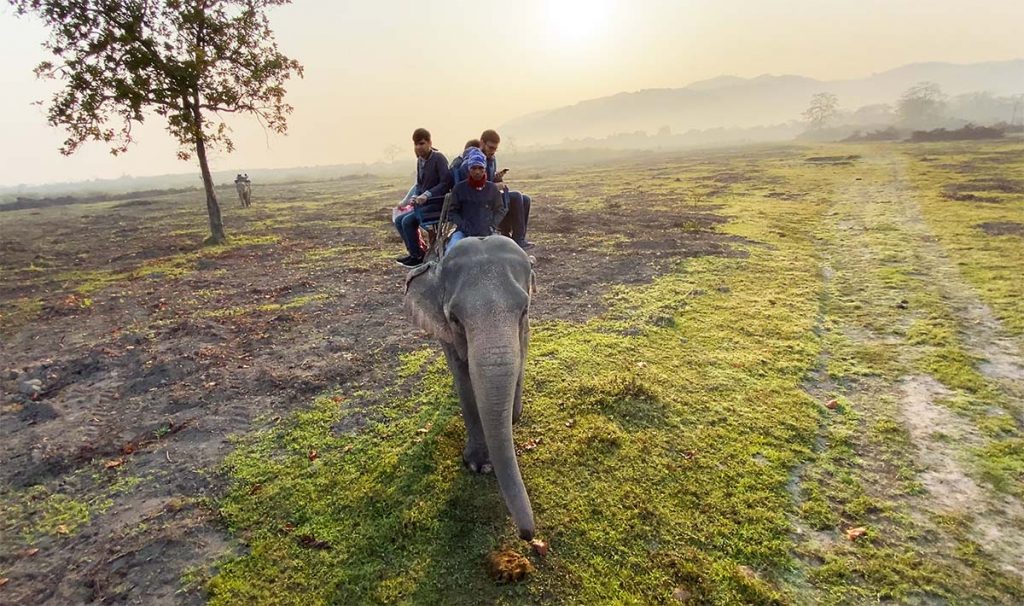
top-left (737, 565), bottom-right (757, 580)
top-left (104, 458), bottom-right (125, 469)
top-left (342, 445), bottom-right (353, 453)
top-left (0, 577), bottom-right (7, 587)
top-left (121, 442), bottom-right (137, 455)
top-left (56, 524), bottom-right (69, 535)
top-left (297, 534), bottom-right (331, 550)
top-left (308, 449), bottom-right (318, 461)
top-left (331, 395), bottom-right (344, 403)
top-left (523, 439), bottom-right (540, 451)
top-left (19, 548), bottom-right (39, 558)
top-left (846, 526), bottom-right (867, 541)
top-left (564, 419), bottom-right (575, 428)
top-left (825, 399), bottom-right (839, 410)
top-left (530, 539), bottom-right (548, 557)
top-left (248, 483), bottom-right (263, 495)
top-left (672, 587), bottom-right (692, 602)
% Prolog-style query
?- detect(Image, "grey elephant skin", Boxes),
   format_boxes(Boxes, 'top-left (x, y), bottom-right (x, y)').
top-left (404, 236), bottom-right (536, 541)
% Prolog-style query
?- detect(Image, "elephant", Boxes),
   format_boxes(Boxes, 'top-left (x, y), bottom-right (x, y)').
top-left (404, 235), bottom-right (536, 541)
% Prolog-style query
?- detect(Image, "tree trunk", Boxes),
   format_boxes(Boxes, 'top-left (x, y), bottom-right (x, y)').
top-left (191, 101), bottom-right (225, 245)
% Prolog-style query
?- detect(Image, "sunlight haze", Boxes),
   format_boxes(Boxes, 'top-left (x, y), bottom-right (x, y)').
top-left (0, 0), bottom-right (1022, 186)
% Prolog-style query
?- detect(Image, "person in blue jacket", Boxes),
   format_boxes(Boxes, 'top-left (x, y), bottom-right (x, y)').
top-left (446, 148), bottom-right (507, 253)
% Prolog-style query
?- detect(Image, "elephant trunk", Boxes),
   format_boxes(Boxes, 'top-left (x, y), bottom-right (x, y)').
top-left (467, 329), bottom-right (535, 541)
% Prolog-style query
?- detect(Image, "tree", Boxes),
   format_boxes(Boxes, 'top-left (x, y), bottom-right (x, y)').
top-left (802, 92), bottom-right (839, 130)
top-left (10, 0), bottom-right (303, 244)
top-left (382, 144), bottom-right (402, 163)
top-left (897, 82), bottom-right (946, 129)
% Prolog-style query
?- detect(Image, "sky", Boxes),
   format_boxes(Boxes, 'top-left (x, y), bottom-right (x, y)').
top-left (1, 0), bottom-right (1022, 187)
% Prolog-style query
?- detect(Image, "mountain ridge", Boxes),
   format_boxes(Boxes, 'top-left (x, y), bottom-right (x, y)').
top-left (501, 59), bottom-right (1024, 143)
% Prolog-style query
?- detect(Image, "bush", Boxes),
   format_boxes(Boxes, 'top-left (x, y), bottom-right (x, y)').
top-left (842, 127), bottom-right (902, 142)
top-left (909, 124), bottom-right (1005, 142)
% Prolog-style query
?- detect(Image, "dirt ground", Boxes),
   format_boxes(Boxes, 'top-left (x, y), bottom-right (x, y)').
top-left (0, 171), bottom-right (736, 604)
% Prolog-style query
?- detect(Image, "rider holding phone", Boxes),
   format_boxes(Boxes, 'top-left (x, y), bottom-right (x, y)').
top-left (479, 129), bottom-right (533, 250)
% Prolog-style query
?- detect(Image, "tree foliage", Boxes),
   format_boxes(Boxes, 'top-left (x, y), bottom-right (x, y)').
top-left (802, 92), bottom-right (839, 130)
top-left (10, 0), bottom-right (303, 242)
top-left (897, 81), bottom-right (946, 129)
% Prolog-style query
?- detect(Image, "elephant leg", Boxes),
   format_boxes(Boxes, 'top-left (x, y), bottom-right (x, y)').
top-left (512, 365), bottom-right (524, 425)
top-left (443, 344), bottom-right (490, 473)
top-left (513, 327), bottom-right (528, 425)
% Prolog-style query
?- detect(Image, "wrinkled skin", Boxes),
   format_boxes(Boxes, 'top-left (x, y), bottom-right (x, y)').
top-left (405, 236), bottom-right (535, 541)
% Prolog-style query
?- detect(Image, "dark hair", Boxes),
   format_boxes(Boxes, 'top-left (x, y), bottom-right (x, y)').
top-left (412, 128), bottom-right (431, 143)
top-left (480, 129), bottom-right (500, 144)
top-left (464, 138), bottom-right (481, 150)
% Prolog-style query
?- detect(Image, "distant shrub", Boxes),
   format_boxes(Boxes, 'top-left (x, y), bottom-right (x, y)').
top-left (1, 187), bottom-right (200, 212)
top-left (909, 124), bottom-right (1005, 142)
top-left (842, 127), bottom-right (901, 142)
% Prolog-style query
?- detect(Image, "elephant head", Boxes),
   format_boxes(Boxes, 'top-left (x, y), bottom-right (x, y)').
top-left (404, 235), bottom-right (536, 541)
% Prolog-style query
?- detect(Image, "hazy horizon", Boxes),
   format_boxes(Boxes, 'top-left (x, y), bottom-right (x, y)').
top-left (2, 0), bottom-right (1023, 187)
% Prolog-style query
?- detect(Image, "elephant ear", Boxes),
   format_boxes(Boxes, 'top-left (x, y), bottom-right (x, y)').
top-left (404, 262), bottom-right (456, 344)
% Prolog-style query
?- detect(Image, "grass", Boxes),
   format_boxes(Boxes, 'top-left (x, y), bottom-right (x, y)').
top-left (5, 142), bottom-right (1020, 604)
top-left (0, 465), bottom-right (142, 543)
top-left (62, 234), bottom-right (280, 295)
top-left (203, 142), bottom-right (1024, 604)
top-left (902, 142), bottom-right (1024, 336)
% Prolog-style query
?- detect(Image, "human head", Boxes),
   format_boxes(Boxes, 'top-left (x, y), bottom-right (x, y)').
top-left (480, 129), bottom-right (500, 158)
top-left (466, 148), bottom-right (487, 180)
top-left (465, 148), bottom-right (486, 180)
top-left (464, 138), bottom-right (481, 151)
top-left (412, 128), bottom-right (432, 158)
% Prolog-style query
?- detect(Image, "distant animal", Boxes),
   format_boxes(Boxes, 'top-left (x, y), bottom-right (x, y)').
top-left (404, 236), bottom-right (536, 540)
top-left (234, 174), bottom-right (252, 207)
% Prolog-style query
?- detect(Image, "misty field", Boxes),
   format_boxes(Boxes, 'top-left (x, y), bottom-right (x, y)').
top-left (2, 141), bottom-right (1023, 605)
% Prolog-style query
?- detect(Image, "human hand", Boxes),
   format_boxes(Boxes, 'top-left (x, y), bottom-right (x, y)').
top-left (413, 193), bottom-right (428, 205)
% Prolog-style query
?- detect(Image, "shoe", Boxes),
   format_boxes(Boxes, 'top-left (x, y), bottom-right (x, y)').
top-left (518, 241), bottom-right (535, 250)
top-left (397, 255), bottom-right (424, 268)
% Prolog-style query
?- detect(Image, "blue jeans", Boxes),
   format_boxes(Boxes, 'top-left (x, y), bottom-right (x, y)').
top-left (499, 191), bottom-right (531, 245)
top-left (446, 230), bottom-right (465, 253)
top-left (397, 210), bottom-right (425, 258)
top-left (392, 185), bottom-right (418, 236)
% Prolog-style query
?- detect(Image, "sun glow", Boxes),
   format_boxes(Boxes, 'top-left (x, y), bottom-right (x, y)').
top-left (543, 0), bottom-right (614, 48)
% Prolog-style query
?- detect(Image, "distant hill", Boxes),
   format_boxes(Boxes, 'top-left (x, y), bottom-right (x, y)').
top-left (502, 59), bottom-right (1024, 144)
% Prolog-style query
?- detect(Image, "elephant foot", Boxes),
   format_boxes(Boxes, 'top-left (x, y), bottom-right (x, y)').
top-left (462, 447), bottom-right (492, 474)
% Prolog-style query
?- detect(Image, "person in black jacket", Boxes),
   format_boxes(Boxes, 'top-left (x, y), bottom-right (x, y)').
top-left (446, 148), bottom-right (506, 253)
top-left (396, 128), bottom-right (453, 267)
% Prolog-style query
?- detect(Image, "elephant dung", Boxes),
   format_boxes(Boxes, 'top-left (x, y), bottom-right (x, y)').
top-left (487, 548), bottom-right (535, 583)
